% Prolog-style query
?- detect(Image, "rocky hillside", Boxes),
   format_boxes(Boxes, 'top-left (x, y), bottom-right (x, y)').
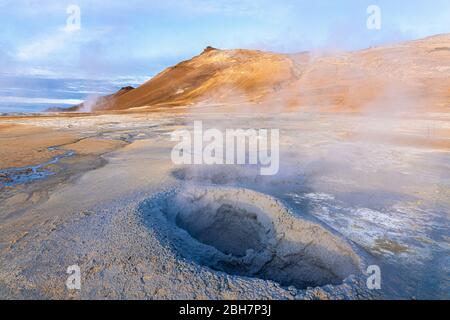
top-left (70, 34), bottom-right (450, 113)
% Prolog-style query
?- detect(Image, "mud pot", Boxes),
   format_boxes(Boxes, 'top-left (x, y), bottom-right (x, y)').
top-left (141, 186), bottom-right (361, 289)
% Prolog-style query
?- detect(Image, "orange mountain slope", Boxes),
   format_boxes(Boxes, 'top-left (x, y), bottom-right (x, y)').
top-left (72, 34), bottom-right (450, 113)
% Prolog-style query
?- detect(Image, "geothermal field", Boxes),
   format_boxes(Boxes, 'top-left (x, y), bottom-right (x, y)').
top-left (0, 34), bottom-right (449, 300)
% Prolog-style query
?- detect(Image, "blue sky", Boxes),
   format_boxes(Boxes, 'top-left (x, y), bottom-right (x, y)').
top-left (0, 0), bottom-right (449, 80)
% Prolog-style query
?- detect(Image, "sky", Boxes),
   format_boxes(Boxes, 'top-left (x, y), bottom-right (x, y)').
top-left (0, 0), bottom-right (449, 80)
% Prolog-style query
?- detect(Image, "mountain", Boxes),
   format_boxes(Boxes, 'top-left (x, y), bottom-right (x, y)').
top-left (68, 34), bottom-right (450, 113)
top-left (82, 46), bottom-right (298, 111)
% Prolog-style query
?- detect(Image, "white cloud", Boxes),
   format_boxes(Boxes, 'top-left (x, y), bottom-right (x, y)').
top-left (16, 27), bottom-right (110, 61)
top-left (0, 96), bottom-right (83, 105)
top-left (17, 31), bottom-right (70, 61)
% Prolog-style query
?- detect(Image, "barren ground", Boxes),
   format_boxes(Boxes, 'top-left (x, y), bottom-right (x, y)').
top-left (0, 109), bottom-right (449, 299)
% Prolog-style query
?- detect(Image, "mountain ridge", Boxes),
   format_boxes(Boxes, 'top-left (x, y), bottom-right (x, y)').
top-left (69, 34), bottom-right (450, 113)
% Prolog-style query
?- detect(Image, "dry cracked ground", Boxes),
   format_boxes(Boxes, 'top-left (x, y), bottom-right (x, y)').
top-left (0, 110), bottom-right (448, 300)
